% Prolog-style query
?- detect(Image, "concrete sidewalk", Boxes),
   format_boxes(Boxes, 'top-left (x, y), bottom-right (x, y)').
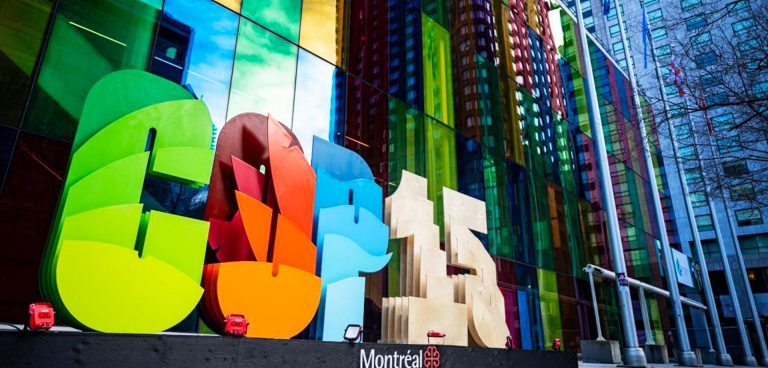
top-left (579, 363), bottom-right (756, 368)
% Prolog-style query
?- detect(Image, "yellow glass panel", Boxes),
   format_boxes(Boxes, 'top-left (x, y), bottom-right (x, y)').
top-left (213, 0), bottom-right (241, 12)
top-left (299, 0), bottom-right (345, 66)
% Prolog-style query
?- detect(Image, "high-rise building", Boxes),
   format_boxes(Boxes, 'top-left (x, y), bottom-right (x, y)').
top-left (584, 0), bottom-right (768, 359)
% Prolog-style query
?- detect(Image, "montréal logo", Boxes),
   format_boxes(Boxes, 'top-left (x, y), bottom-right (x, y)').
top-left (424, 346), bottom-right (440, 368)
top-left (360, 346), bottom-right (440, 368)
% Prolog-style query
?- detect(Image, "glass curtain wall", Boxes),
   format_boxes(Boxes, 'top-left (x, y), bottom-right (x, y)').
top-left (0, 0), bottom-right (680, 350)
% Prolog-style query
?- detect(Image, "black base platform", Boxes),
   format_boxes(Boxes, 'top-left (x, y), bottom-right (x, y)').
top-left (0, 331), bottom-right (577, 368)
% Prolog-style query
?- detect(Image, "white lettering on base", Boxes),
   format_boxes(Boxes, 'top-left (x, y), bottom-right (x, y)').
top-left (360, 349), bottom-right (424, 368)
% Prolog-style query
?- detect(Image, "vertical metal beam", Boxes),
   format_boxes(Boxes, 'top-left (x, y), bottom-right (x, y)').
top-left (641, 1), bottom-right (736, 365)
top-left (572, 1), bottom-right (646, 365)
top-left (701, 130), bottom-right (768, 367)
top-left (701, 308), bottom-right (715, 353)
top-left (588, 270), bottom-right (606, 341)
top-left (684, 105), bottom-right (755, 366)
top-left (725, 207), bottom-right (768, 367)
top-left (615, 0), bottom-right (696, 364)
top-left (638, 288), bottom-right (654, 345)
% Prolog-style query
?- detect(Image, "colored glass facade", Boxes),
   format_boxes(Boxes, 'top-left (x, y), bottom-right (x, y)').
top-left (0, 0), bottom-right (679, 351)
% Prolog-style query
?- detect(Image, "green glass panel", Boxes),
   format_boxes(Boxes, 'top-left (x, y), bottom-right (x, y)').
top-left (635, 174), bottom-right (652, 234)
top-left (537, 269), bottom-right (563, 348)
top-left (558, 13), bottom-right (582, 77)
top-left (573, 71), bottom-right (590, 136)
top-left (598, 281), bottom-right (622, 341)
top-left (507, 163), bottom-right (535, 264)
top-left (563, 188), bottom-right (585, 275)
top-left (228, 18), bottom-right (298, 124)
top-left (519, 88), bottom-right (541, 174)
top-left (139, 0), bottom-right (163, 8)
top-left (641, 95), bottom-right (665, 196)
top-left (422, 14), bottom-right (454, 127)
top-left (555, 115), bottom-right (575, 191)
top-left (501, 78), bottom-right (525, 164)
top-left (421, 0), bottom-right (449, 28)
top-left (599, 103), bottom-right (618, 158)
top-left (558, 12), bottom-right (590, 137)
top-left (24, 0), bottom-right (160, 141)
top-left (473, 55), bottom-right (511, 257)
top-left (623, 223), bottom-right (653, 281)
top-left (241, 0), bottom-right (302, 43)
top-left (615, 163), bottom-right (632, 225)
top-left (649, 139), bottom-right (667, 194)
top-left (648, 298), bottom-right (665, 344)
top-left (484, 151), bottom-right (511, 257)
top-left (388, 97), bottom-right (426, 195)
top-left (425, 117), bottom-right (457, 233)
top-left (529, 174), bottom-right (553, 269)
top-left (387, 237), bottom-right (401, 297)
top-left (0, 0), bottom-right (53, 126)
top-left (578, 199), bottom-right (596, 265)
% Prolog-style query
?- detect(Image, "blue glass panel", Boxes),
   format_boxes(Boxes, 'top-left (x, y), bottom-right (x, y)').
top-left (151, 0), bottom-right (238, 145)
top-left (518, 290), bottom-right (533, 350)
top-left (292, 50), bottom-right (337, 161)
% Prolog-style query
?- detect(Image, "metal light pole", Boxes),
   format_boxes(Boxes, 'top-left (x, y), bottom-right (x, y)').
top-left (573, 1), bottom-right (647, 365)
top-left (676, 99), bottom-right (756, 365)
top-left (699, 129), bottom-right (768, 367)
top-left (614, 0), bottom-right (696, 364)
top-left (641, 1), bottom-right (736, 365)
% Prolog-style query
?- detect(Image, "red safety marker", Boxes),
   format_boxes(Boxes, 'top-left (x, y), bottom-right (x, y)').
top-left (28, 302), bottom-right (55, 330)
top-left (224, 314), bottom-right (249, 336)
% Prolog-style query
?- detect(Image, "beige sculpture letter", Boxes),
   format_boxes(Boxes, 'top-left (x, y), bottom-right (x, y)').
top-left (381, 171), bottom-right (510, 348)
top-left (444, 188), bottom-right (510, 348)
top-left (382, 171), bottom-right (467, 346)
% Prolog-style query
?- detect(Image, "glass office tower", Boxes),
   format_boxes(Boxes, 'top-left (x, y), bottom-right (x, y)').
top-left (0, 0), bottom-right (681, 351)
top-left (581, 0), bottom-right (768, 357)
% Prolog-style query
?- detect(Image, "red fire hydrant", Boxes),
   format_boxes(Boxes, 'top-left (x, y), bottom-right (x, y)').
top-left (553, 338), bottom-right (561, 351)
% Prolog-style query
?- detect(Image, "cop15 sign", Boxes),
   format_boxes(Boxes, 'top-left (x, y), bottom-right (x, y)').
top-left (40, 71), bottom-right (510, 347)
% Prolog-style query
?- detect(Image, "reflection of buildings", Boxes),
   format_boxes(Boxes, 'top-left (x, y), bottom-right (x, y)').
top-left (387, 0), bottom-right (423, 110)
top-left (334, 0), bottom-right (451, 192)
top-left (335, 0), bottom-right (391, 187)
top-left (145, 13), bottom-right (209, 238)
top-left (0, 1), bottom-right (50, 125)
top-left (150, 14), bottom-right (219, 149)
top-left (150, 14), bottom-right (192, 85)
